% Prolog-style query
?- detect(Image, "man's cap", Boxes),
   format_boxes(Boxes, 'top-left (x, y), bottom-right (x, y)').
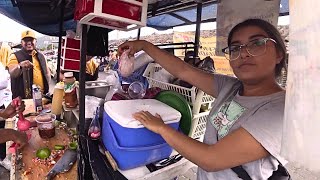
top-left (21, 30), bottom-right (36, 40)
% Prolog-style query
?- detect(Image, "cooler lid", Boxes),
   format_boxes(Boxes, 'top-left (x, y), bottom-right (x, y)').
top-left (104, 99), bottom-right (181, 128)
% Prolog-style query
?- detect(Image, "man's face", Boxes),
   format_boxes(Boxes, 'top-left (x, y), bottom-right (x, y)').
top-left (21, 37), bottom-right (36, 51)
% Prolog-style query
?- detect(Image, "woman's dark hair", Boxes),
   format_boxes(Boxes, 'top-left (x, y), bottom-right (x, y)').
top-left (227, 19), bottom-right (287, 77)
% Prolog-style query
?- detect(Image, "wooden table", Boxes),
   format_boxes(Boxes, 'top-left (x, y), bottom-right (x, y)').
top-left (10, 99), bottom-right (77, 180)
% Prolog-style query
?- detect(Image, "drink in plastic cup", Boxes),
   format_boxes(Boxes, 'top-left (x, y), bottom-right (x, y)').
top-left (35, 113), bottom-right (56, 139)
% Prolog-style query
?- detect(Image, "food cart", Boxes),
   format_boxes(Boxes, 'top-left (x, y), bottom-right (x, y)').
top-left (2, 0), bottom-right (319, 179)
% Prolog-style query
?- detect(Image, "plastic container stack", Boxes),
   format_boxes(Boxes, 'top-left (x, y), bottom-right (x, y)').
top-left (143, 63), bottom-right (215, 140)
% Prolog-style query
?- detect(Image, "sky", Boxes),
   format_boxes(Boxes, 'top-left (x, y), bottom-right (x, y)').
top-left (0, 13), bottom-right (290, 43)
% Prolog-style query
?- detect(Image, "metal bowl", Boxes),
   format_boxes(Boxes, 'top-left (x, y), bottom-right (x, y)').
top-left (85, 81), bottom-right (111, 99)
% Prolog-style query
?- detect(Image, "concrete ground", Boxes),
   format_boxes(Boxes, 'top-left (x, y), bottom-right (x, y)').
top-left (0, 166), bottom-right (9, 180)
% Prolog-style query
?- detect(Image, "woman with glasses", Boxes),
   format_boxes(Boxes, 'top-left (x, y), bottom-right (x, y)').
top-left (118, 19), bottom-right (288, 179)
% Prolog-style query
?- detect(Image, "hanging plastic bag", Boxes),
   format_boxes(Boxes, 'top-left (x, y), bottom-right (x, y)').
top-left (66, 30), bottom-right (76, 39)
top-left (133, 51), bottom-right (154, 72)
top-left (118, 49), bottom-right (134, 77)
top-left (88, 107), bottom-right (101, 140)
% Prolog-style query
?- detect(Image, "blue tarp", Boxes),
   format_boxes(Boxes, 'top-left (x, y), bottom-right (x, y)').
top-left (0, 0), bottom-right (289, 36)
top-left (147, 0), bottom-right (289, 30)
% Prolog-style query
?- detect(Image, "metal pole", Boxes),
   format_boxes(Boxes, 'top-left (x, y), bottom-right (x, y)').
top-left (79, 24), bottom-right (87, 135)
top-left (78, 24), bottom-right (89, 180)
top-left (137, 28), bottom-right (141, 40)
top-left (194, 3), bottom-right (202, 58)
top-left (56, 0), bottom-right (65, 83)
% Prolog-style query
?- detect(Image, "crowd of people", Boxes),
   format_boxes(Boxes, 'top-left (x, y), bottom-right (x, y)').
top-left (0, 30), bottom-right (36, 170)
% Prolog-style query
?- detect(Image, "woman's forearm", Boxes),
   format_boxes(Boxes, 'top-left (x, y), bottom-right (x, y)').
top-left (142, 41), bottom-right (192, 80)
top-left (142, 41), bottom-right (217, 97)
top-left (0, 129), bottom-right (17, 144)
top-left (158, 125), bottom-right (215, 171)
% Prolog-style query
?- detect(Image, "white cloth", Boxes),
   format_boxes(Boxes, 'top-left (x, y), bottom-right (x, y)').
top-left (0, 64), bottom-right (11, 107)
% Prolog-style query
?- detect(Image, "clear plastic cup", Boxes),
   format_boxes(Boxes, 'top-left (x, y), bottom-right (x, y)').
top-left (35, 113), bottom-right (56, 139)
top-left (128, 81), bottom-right (146, 99)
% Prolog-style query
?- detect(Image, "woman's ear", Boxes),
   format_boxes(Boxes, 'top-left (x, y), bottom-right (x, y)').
top-left (276, 50), bottom-right (284, 64)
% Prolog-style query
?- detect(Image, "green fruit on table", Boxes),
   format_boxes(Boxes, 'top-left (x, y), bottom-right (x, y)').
top-left (54, 145), bottom-right (65, 150)
top-left (36, 148), bottom-right (51, 159)
top-left (69, 142), bottom-right (78, 150)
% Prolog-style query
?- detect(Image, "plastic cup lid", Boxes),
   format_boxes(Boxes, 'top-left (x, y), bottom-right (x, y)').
top-left (64, 72), bottom-right (73, 78)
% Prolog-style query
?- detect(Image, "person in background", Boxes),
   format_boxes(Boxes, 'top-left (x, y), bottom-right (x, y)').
top-left (0, 43), bottom-right (13, 107)
top-left (7, 30), bottom-right (51, 99)
top-left (184, 51), bottom-right (201, 67)
top-left (119, 19), bottom-right (289, 179)
top-left (85, 56), bottom-right (99, 81)
top-left (107, 49), bottom-right (118, 69)
top-left (184, 51), bottom-right (195, 65)
top-left (0, 42), bottom-right (12, 67)
top-left (198, 56), bottom-right (215, 73)
top-left (59, 55), bottom-right (99, 81)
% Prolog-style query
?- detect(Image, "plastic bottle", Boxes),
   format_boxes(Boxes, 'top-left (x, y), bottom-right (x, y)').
top-left (63, 72), bottom-right (78, 108)
top-left (32, 84), bottom-right (43, 113)
top-left (51, 82), bottom-right (64, 119)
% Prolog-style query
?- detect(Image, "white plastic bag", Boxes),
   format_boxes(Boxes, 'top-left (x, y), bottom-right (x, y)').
top-left (118, 49), bottom-right (134, 77)
top-left (0, 64), bottom-right (11, 107)
top-left (153, 68), bottom-right (175, 83)
top-left (133, 51), bottom-right (154, 72)
top-left (104, 70), bottom-right (121, 102)
top-left (66, 30), bottom-right (76, 39)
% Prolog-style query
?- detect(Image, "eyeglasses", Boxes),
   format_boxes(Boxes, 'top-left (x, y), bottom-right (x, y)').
top-left (222, 38), bottom-right (277, 61)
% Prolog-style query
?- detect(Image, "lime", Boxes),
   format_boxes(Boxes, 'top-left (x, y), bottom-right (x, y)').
top-left (54, 145), bottom-right (65, 150)
top-left (70, 128), bottom-right (77, 135)
top-left (54, 120), bottom-right (61, 127)
top-left (69, 142), bottom-right (78, 150)
top-left (36, 148), bottom-right (51, 159)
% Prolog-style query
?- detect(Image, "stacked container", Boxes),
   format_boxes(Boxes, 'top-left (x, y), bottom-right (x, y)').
top-left (143, 63), bottom-right (215, 140)
top-left (74, 0), bottom-right (148, 31)
top-left (61, 38), bottom-right (81, 72)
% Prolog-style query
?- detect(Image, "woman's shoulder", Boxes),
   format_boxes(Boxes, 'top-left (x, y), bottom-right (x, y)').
top-left (214, 73), bottom-right (240, 94)
top-left (215, 73), bottom-right (238, 83)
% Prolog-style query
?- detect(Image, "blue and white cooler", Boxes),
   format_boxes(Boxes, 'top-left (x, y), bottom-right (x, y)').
top-left (102, 99), bottom-right (181, 170)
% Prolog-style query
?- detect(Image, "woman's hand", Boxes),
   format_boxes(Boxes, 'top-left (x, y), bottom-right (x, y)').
top-left (118, 40), bottom-right (148, 57)
top-left (13, 131), bottom-right (28, 149)
top-left (133, 111), bottom-right (168, 134)
top-left (3, 99), bottom-right (25, 118)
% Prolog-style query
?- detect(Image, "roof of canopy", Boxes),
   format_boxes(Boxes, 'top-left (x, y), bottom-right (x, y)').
top-left (0, 0), bottom-right (289, 36)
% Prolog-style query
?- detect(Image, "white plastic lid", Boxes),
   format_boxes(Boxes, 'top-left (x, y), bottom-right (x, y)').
top-left (104, 99), bottom-right (181, 128)
top-left (64, 72), bottom-right (73, 78)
